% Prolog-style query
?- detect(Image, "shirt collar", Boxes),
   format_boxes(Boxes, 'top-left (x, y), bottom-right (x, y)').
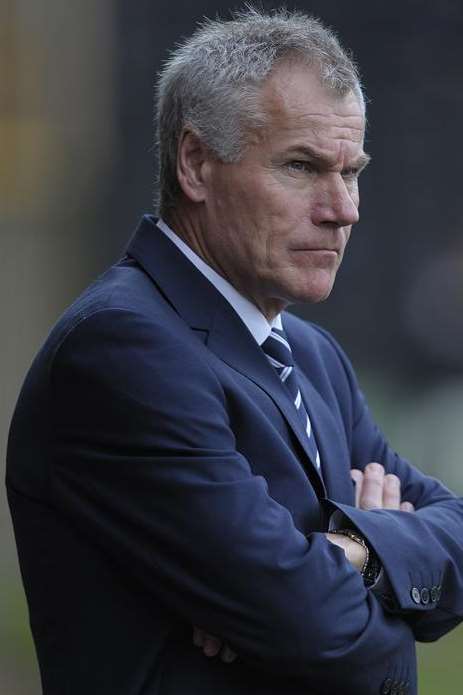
top-left (157, 218), bottom-right (281, 344)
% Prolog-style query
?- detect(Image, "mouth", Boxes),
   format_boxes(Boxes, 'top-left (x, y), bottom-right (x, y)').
top-left (291, 248), bottom-right (340, 256)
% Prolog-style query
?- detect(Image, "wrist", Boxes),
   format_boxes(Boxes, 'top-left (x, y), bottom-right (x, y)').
top-left (330, 529), bottom-right (381, 587)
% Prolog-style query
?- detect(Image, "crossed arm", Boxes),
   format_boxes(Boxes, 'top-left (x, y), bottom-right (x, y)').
top-left (44, 309), bottom-right (462, 692)
top-left (193, 462), bottom-right (415, 663)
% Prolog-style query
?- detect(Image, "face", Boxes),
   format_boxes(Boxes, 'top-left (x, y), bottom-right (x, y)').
top-left (194, 62), bottom-right (368, 319)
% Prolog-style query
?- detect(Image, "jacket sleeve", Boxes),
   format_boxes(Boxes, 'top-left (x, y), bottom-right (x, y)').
top-left (48, 308), bottom-right (417, 694)
top-left (314, 326), bottom-right (463, 642)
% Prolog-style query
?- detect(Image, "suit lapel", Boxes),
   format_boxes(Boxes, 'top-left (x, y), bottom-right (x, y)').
top-left (295, 369), bottom-right (354, 504)
top-left (126, 216), bottom-right (326, 493)
top-left (206, 315), bottom-right (326, 495)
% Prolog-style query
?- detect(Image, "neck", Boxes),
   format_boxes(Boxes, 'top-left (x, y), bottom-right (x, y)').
top-left (161, 205), bottom-right (287, 322)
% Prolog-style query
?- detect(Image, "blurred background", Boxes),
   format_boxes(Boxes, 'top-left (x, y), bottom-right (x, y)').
top-left (1, 0), bottom-right (462, 692)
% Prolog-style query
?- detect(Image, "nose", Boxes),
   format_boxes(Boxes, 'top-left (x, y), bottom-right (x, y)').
top-left (310, 174), bottom-right (360, 228)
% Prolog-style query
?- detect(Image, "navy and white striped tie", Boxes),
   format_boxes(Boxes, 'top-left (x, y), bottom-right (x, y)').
top-left (262, 327), bottom-right (321, 471)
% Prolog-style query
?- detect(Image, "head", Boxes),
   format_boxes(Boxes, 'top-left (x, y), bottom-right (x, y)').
top-left (155, 7), bottom-right (369, 318)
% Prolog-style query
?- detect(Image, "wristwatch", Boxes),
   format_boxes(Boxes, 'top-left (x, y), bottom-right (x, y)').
top-left (330, 529), bottom-right (382, 587)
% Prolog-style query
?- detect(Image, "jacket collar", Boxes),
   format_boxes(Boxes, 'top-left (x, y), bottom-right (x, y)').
top-left (126, 214), bottom-right (220, 331)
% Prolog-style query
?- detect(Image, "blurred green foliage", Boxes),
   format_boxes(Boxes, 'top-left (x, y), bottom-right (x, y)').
top-left (418, 628), bottom-right (463, 694)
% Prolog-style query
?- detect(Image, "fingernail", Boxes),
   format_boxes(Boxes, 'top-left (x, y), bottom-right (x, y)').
top-left (366, 462), bottom-right (383, 473)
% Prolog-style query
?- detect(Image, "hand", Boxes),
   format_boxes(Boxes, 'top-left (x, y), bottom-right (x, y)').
top-left (351, 462), bottom-right (415, 512)
top-left (192, 626), bottom-right (237, 663)
top-left (326, 463), bottom-right (415, 570)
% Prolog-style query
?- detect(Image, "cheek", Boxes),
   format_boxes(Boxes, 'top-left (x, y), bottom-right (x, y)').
top-left (261, 190), bottom-right (306, 237)
top-left (211, 173), bottom-right (304, 260)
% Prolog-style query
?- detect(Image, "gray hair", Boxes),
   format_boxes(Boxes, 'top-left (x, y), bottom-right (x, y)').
top-left (155, 6), bottom-right (365, 214)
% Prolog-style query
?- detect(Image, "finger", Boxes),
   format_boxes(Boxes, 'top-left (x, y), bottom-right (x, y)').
top-left (382, 474), bottom-right (401, 510)
top-left (203, 634), bottom-right (222, 657)
top-left (359, 462), bottom-right (385, 510)
top-left (220, 644), bottom-right (238, 663)
top-left (400, 501), bottom-right (415, 513)
top-left (350, 469), bottom-right (363, 508)
top-left (193, 626), bottom-right (204, 647)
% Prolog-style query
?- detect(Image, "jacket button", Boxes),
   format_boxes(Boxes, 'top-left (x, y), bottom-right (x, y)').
top-left (382, 677), bottom-right (393, 694)
top-left (430, 586), bottom-right (438, 602)
top-left (420, 587), bottom-right (430, 605)
top-left (411, 586), bottom-right (421, 604)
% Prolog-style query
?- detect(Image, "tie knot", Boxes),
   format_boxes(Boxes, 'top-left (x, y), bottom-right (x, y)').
top-left (261, 327), bottom-right (294, 370)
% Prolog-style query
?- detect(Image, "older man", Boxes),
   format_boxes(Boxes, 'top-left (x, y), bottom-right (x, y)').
top-left (7, 8), bottom-right (463, 695)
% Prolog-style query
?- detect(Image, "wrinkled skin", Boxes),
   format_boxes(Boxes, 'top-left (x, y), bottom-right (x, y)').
top-left (170, 60), bottom-right (369, 319)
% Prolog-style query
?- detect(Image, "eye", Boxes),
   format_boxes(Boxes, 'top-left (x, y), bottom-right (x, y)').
top-left (285, 160), bottom-right (315, 174)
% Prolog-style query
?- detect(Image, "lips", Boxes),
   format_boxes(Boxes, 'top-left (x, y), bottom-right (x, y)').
top-left (291, 247), bottom-right (340, 254)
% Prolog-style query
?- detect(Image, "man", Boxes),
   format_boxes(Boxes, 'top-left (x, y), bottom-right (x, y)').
top-left (6, 8), bottom-right (463, 695)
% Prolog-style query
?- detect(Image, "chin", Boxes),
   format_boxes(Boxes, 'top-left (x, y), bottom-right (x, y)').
top-left (302, 289), bottom-right (333, 304)
top-left (268, 271), bottom-right (336, 309)
top-left (292, 275), bottom-right (336, 305)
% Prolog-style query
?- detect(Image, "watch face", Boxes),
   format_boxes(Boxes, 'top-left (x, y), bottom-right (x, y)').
top-left (331, 529), bottom-right (381, 586)
top-left (363, 553), bottom-right (382, 587)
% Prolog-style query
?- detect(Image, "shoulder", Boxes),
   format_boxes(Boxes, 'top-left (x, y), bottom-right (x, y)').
top-left (53, 258), bottom-right (165, 336)
top-left (31, 257), bottom-right (208, 395)
top-left (46, 281), bottom-right (225, 418)
top-left (45, 257), bottom-right (179, 351)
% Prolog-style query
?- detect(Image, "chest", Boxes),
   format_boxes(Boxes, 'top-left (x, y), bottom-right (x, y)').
top-left (213, 360), bottom-right (355, 533)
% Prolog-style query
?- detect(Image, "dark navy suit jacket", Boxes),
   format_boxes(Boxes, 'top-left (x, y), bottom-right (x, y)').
top-left (7, 215), bottom-right (463, 695)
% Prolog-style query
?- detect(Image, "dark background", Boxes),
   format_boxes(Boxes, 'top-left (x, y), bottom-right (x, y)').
top-left (2, 1), bottom-right (462, 692)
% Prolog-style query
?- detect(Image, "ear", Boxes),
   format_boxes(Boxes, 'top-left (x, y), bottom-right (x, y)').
top-left (176, 128), bottom-right (211, 203)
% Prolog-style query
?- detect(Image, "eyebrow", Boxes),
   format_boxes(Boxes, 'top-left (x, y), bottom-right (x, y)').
top-left (285, 146), bottom-right (371, 172)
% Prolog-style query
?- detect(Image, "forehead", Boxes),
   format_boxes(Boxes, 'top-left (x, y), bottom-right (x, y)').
top-left (257, 61), bottom-right (365, 158)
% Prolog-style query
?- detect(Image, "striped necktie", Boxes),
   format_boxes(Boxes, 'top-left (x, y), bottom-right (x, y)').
top-left (261, 326), bottom-right (321, 472)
